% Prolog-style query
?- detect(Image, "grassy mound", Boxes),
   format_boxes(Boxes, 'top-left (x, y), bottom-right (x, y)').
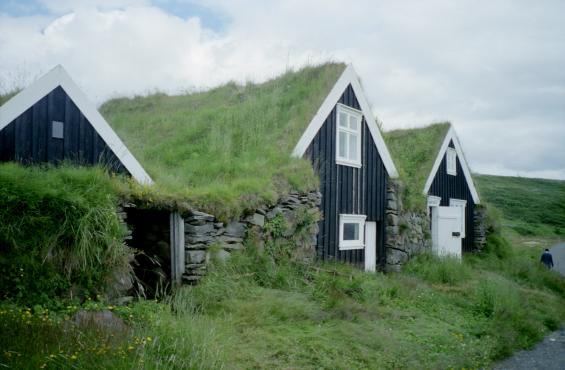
top-left (384, 123), bottom-right (451, 210)
top-left (0, 163), bottom-right (131, 306)
top-left (101, 63), bottom-right (345, 220)
top-left (476, 174), bottom-right (565, 236)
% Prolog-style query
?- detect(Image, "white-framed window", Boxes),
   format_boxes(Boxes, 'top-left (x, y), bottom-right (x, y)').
top-left (446, 147), bottom-right (457, 175)
top-left (339, 214), bottom-right (366, 250)
top-left (449, 199), bottom-right (467, 238)
top-left (336, 104), bottom-right (362, 168)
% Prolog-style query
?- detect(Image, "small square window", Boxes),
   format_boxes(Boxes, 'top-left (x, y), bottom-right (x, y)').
top-left (446, 147), bottom-right (456, 175)
top-left (336, 104), bottom-right (362, 168)
top-left (339, 214), bottom-right (366, 250)
top-left (52, 121), bottom-right (64, 139)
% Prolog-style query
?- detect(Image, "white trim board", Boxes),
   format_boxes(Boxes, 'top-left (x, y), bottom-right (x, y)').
top-left (291, 64), bottom-right (398, 178)
top-left (422, 126), bottom-right (480, 204)
top-left (0, 65), bottom-right (153, 185)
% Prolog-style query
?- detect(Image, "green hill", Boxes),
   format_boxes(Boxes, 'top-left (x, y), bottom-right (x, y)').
top-left (475, 174), bottom-right (565, 236)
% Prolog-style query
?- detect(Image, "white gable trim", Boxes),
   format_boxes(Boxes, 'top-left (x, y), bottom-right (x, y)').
top-left (422, 127), bottom-right (480, 204)
top-left (0, 65), bottom-right (153, 185)
top-left (291, 64), bottom-right (398, 178)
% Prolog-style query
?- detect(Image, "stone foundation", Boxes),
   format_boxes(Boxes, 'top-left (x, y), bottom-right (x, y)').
top-left (181, 190), bottom-right (321, 284)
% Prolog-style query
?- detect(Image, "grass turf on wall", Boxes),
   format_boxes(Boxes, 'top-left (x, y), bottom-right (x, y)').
top-left (0, 163), bottom-right (131, 306)
top-left (100, 63), bottom-right (346, 220)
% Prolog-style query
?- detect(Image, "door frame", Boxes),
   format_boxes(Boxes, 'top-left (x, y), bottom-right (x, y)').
top-left (364, 221), bottom-right (377, 272)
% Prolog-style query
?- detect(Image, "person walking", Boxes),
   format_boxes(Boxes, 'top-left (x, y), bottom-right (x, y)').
top-left (540, 248), bottom-right (554, 269)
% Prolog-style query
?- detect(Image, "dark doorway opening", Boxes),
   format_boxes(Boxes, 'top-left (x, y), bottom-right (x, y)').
top-left (125, 208), bottom-right (171, 298)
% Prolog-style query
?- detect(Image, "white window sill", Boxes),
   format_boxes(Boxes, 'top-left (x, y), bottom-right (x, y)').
top-left (339, 243), bottom-right (365, 251)
top-left (336, 158), bottom-right (362, 168)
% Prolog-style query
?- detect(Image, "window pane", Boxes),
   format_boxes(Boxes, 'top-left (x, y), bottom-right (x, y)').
top-left (348, 133), bottom-right (357, 160)
top-left (343, 223), bottom-right (359, 241)
top-left (349, 115), bottom-right (358, 131)
top-left (447, 149), bottom-right (456, 173)
top-left (339, 131), bottom-right (347, 158)
top-left (339, 112), bottom-right (348, 127)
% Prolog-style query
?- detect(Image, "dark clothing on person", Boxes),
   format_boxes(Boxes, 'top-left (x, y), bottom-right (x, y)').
top-left (541, 251), bottom-right (554, 268)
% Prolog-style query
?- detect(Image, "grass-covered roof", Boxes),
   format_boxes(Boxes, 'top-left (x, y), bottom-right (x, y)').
top-left (384, 123), bottom-right (451, 211)
top-left (101, 63), bottom-right (345, 219)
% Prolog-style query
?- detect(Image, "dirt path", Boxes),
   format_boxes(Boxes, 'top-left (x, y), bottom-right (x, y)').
top-left (493, 243), bottom-right (565, 370)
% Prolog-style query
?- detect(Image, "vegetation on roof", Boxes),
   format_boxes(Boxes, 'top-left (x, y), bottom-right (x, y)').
top-left (0, 90), bottom-right (20, 106)
top-left (384, 123), bottom-right (451, 210)
top-left (100, 63), bottom-right (346, 220)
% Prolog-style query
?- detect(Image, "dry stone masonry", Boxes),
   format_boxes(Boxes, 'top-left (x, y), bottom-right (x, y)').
top-left (182, 190), bottom-right (321, 283)
top-left (473, 206), bottom-right (488, 252)
top-left (385, 181), bottom-right (431, 272)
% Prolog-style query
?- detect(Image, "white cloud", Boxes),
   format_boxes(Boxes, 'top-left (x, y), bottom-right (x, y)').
top-left (1, 0), bottom-right (564, 179)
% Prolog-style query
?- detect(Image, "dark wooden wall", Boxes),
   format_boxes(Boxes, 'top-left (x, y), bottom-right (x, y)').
top-left (305, 84), bottom-right (388, 268)
top-left (428, 140), bottom-right (476, 252)
top-left (0, 86), bottom-right (127, 174)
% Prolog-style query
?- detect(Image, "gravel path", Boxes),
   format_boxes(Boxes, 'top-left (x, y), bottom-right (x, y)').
top-left (550, 243), bottom-right (565, 275)
top-left (493, 243), bottom-right (565, 370)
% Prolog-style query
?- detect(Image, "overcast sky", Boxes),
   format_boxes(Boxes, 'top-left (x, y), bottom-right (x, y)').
top-left (1, 0), bottom-right (564, 179)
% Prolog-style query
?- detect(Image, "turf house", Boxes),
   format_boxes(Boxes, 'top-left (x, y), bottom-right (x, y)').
top-left (385, 123), bottom-right (483, 259)
top-left (0, 62), bottom-right (406, 296)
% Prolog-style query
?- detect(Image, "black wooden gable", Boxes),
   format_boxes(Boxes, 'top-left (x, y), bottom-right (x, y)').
top-left (305, 84), bottom-right (387, 268)
top-left (0, 86), bottom-right (128, 174)
top-left (428, 139), bottom-right (476, 252)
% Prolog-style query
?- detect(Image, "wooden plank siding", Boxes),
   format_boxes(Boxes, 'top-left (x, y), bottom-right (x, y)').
top-left (428, 140), bottom-right (476, 252)
top-left (305, 84), bottom-right (388, 268)
top-left (0, 86), bottom-right (128, 174)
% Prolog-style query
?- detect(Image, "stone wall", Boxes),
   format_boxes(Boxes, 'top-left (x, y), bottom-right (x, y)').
top-left (385, 181), bottom-right (431, 272)
top-left (473, 206), bottom-right (488, 252)
top-left (182, 190), bottom-right (321, 284)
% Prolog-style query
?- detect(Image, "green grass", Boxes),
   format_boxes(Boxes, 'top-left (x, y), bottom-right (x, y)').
top-left (100, 63), bottom-right (345, 220)
top-left (384, 123), bottom-right (451, 210)
top-left (3, 233), bottom-right (564, 369)
top-left (475, 174), bottom-right (565, 237)
top-left (0, 163), bottom-right (132, 306)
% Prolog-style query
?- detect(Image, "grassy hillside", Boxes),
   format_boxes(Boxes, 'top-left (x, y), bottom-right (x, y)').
top-left (101, 63), bottom-right (345, 220)
top-left (475, 174), bottom-right (565, 236)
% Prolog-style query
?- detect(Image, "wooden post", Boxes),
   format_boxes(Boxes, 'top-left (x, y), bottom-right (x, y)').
top-left (169, 212), bottom-right (185, 286)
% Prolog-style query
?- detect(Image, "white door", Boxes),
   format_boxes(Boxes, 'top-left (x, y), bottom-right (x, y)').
top-left (364, 221), bottom-right (376, 271)
top-left (433, 207), bottom-right (462, 258)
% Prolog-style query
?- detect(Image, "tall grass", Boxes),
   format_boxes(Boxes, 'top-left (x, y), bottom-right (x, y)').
top-left (2, 233), bottom-right (565, 368)
top-left (0, 163), bottom-right (131, 305)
